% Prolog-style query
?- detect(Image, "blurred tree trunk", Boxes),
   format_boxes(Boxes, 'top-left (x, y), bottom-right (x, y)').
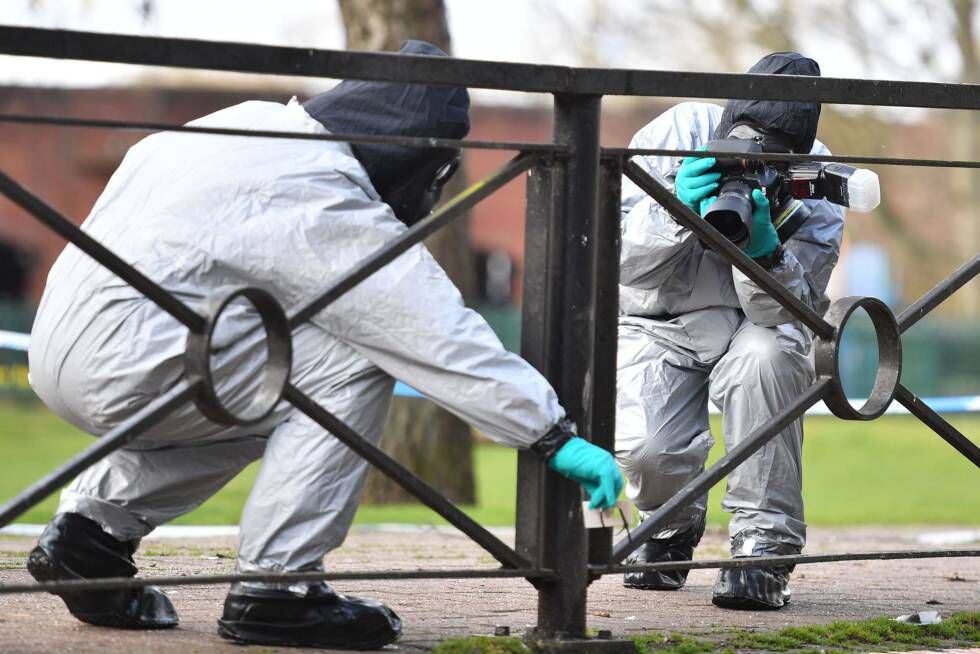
top-left (950, 0), bottom-right (978, 315)
top-left (338, 0), bottom-right (476, 504)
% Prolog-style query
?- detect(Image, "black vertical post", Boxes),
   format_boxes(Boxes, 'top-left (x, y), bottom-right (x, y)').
top-left (587, 156), bottom-right (622, 567)
top-left (516, 93), bottom-right (602, 639)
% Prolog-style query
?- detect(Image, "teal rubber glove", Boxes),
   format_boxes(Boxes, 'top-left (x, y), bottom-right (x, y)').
top-left (548, 437), bottom-right (624, 510)
top-left (674, 154), bottom-right (720, 213)
top-left (699, 194), bottom-right (718, 217)
top-left (744, 188), bottom-right (779, 259)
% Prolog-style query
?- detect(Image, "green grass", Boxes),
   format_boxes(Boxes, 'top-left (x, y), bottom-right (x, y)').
top-left (435, 613), bottom-right (980, 653)
top-left (435, 636), bottom-right (531, 654)
top-left (631, 613), bottom-right (980, 654)
top-left (0, 401), bottom-right (977, 527)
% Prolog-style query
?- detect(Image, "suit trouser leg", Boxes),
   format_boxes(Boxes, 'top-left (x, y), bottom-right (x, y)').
top-left (615, 320), bottom-right (715, 537)
top-left (235, 338), bottom-right (394, 576)
top-left (52, 321), bottom-right (345, 544)
top-left (709, 320), bottom-right (813, 554)
top-left (58, 436), bottom-right (267, 542)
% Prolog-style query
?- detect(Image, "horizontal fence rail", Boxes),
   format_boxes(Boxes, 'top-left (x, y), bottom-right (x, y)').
top-left (3, 549), bottom-right (977, 596)
top-left (605, 147), bottom-right (980, 170)
top-left (0, 112), bottom-right (565, 153)
top-left (1, 26), bottom-right (979, 108)
top-left (0, 25), bottom-right (976, 643)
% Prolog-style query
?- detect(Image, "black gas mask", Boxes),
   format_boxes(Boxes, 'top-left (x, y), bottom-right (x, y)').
top-left (381, 152), bottom-right (461, 227)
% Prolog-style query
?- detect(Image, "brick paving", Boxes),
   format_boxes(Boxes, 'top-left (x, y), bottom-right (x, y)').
top-left (0, 525), bottom-right (977, 653)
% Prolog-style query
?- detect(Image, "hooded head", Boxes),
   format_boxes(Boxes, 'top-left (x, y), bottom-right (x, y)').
top-left (303, 40), bottom-right (470, 225)
top-left (713, 52), bottom-right (822, 154)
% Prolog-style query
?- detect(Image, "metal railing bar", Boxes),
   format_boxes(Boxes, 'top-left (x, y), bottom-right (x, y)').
top-left (897, 255), bottom-right (980, 333)
top-left (288, 151), bottom-right (538, 328)
top-left (623, 160), bottom-right (836, 340)
top-left (894, 384), bottom-right (980, 467)
top-left (592, 549), bottom-right (979, 576)
top-left (606, 147), bottom-right (980, 170)
top-left (282, 383), bottom-right (533, 570)
top-left (2, 548), bottom-right (972, 594)
top-left (1, 26), bottom-right (978, 109)
top-left (610, 377), bottom-right (831, 563)
top-left (0, 567), bottom-right (558, 595)
top-left (0, 379), bottom-right (198, 529)
top-left (0, 113), bottom-right (566, 153)
top-left (0, 169), bottom-right (206, 333)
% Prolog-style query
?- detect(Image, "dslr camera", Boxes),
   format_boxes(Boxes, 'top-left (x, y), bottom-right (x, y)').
top-left (701, 129), bottom-right (880, 249)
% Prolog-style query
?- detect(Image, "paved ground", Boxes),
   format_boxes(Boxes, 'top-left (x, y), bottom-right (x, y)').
top-left (0, 525), bottom-right (977, 653)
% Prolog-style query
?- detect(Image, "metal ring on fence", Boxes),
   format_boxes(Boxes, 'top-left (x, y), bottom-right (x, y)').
top-left (814, 296), bottom-right (902, 420)
top-left (185, 286), bottom-right (292, 426)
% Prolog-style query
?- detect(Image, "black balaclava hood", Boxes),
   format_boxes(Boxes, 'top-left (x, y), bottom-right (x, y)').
top-left (302, 40), bottom-right (469, 221)
top-left (714, 52), bottom-right (822, 154)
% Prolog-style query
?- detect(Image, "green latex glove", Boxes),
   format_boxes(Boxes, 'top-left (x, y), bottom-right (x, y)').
top-left (675, 153), bottom-right (720, 213)
top-left (548, 437), bottom-right (624, 510)
top-left (744, 188), bottom-right (779, 259)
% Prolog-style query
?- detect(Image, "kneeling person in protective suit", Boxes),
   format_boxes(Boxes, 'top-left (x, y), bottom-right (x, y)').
top-left (615, 52), bottom-right (844, 610)
top-left (26, 41), bottom-right (623, 650)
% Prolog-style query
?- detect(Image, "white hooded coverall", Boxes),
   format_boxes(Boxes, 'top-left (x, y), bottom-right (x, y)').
top-left (29, 99), bottom-right (565, 575)
top-left (616, 102), bottom-right (845, 554)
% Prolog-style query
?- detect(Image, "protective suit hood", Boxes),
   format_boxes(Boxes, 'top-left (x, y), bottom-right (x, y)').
top-left (714, 52), bottom-right (821, 154)
top-left (302, 40), bottom-right (470, 205)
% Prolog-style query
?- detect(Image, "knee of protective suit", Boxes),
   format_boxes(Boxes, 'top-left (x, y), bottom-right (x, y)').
top-left (716, 327), bottom-right (813, 392)
top-left (616, 429), bottom-right (713, 510)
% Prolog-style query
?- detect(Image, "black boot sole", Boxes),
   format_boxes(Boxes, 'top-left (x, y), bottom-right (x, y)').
top-left (217, 619), bottom-right (397, 651)
top-left (623, 579), bottom-right (686, 591)
top-left (27, 546), bottom-right (177, 629)
top-left (711, 593), bottom-right (788, 611)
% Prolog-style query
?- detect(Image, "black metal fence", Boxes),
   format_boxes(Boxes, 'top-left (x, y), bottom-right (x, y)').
top-left (0, 26), bottom-right (977, 641)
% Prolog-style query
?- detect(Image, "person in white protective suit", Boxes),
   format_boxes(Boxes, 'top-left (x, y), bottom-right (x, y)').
top-left (615, 52), bottom-right (844, 610)
top-left (26, 41), bottom-right (623, 650)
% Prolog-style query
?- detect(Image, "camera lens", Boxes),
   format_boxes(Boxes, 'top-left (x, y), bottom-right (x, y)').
top-left (703, 180), bottom-right (753, 248)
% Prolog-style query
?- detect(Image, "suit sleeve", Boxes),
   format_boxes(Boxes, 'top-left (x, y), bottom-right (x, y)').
top-left (732, 141), bottom-right (845, 326)
top-left (306, 196), bottom-right (566, 449)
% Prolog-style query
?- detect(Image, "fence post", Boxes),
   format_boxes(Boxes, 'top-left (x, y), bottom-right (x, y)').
top-left (587, 156), bottom-right (622, 567)
top-left (516, 93), bottom-right (602, 639)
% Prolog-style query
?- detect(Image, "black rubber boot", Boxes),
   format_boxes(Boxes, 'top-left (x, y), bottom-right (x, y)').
top-left (712, 565), bottom-right (792, 610)
top-left (26, 512), bottom-right (178, 629)
top-left (623, 512), bottom-right (705, 590)
top-left (712, 539), bottom-right (798, 610)
top-left (218, 581), bottom-right (402, 650)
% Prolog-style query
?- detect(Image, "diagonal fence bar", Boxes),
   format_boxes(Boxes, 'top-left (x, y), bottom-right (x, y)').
top-left (282, 383), bottom-right (532, 570)
top-left (0, 113), bottom-right (564, 153)
top-left (897, 255), bottom-right (980, 333)
top-left (895, 384), bottom-right (980, 467)
top-left (623, 160), bottom-right (836, 340)
top-left (0, 379), bottom-right (198, 528)
top-left (610, 377), bottom-right (831, 563)
top-left (0, 169), bottom-right (205, 333)
top-left (289, 152), bottom-right (538, 328)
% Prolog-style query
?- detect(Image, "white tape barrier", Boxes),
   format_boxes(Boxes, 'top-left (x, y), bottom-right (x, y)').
top-left (0, 330), bottom-right (30, 352)
top-left (3, 331), bottom-right (977, 414)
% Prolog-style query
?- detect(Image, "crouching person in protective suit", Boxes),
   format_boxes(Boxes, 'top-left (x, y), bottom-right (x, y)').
top-left (26, 41), bottom-right (623, 650)
top-left (615, 52), bottom-right (844, 610)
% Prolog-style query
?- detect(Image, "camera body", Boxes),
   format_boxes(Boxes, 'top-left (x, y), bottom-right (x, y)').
top-left (700, 136), bottom-right (879, 249)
